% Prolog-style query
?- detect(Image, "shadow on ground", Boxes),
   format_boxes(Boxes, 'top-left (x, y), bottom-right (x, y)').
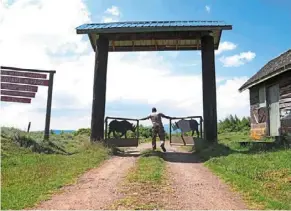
top-left (113, 137), bottom-right (291, 163)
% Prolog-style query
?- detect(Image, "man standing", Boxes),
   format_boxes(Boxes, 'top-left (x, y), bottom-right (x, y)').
top-left (140, 107), bottom-right (172, 152)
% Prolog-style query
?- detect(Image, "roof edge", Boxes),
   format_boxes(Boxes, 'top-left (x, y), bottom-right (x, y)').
top-left (76, 25), bottom-right (232, 35)
top-left (238, 66), bottom-right (291, 92)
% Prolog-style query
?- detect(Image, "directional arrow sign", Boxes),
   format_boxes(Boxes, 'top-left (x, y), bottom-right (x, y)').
top-left (1, 76), bottom-right (49, 86)
top-left (1, 95), bottom-right (31, 104)
top-left (1, 90), bottom-right (36, 98)
top-left (1, 83), bottom-right (38, 92)
top-left (1, 70), bottom-right (47, 79)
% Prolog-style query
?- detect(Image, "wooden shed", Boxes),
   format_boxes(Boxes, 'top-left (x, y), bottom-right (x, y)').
top-left (239, 49), bottom-right (291, 139)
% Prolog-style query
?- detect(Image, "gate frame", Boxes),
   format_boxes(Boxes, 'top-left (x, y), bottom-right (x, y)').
top-left (104, 116), bottom-right (140, 147)
top-left (169, 116), bottom-right (203, 146)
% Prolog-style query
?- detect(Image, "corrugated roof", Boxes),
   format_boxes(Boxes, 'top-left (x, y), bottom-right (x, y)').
top-left (76, 20), bottom-right (232, 34)
top-left (76, 20), bottom-right (232, 52)
top-left (239, 49), bottom-right (291, 92)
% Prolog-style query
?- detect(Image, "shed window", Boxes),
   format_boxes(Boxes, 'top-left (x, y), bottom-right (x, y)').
top-left (259, 86), bottom-right (266, 107)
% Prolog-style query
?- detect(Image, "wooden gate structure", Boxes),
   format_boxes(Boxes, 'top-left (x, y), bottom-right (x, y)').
top-left (170, 116), bottom-right (203, 146)
top-left (76, 20), bottom-right (232, 142)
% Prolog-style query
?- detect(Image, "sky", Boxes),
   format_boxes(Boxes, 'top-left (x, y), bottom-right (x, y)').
top-left (0, 0), bottom-right (290, 131)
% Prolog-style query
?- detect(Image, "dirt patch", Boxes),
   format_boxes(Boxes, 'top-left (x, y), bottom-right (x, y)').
top-left (163, 144), bottom-right (247, 210)
top-left (32, 143), bottom-right (153, 210)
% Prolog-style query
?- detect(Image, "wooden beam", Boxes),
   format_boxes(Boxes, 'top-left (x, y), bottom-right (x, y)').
top-left (201, 35), bottom-right (217, 142)
top-left (1, 66), bottom-right (55, 74)
top-left (107, 45), bottom-right (217, 52)
top-left (104, 31), bottom-right (200, 41)
top-left (90, 35), bottom-right (109, 142)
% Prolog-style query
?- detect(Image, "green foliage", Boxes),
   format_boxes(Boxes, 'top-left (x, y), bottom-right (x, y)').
top-left (139, 124), bottom-right (152, 139)
top-left (218, 115), bottom-right (250, 134)
top-left (192, 132), bottom-right (291, 210)
top-left (73, 128), bottom-right (91, 136)
top-left (1, 127), bottom-right (110, 210)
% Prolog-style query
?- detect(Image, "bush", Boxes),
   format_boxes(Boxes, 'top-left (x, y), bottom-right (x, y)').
top-left (218, 115), bottom-right (250, 134)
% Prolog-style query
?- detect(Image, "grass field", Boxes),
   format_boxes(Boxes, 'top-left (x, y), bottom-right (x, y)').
top-left (193, 132), bottom-right (291, 210)
top-left (109, 150), bottom-right (168, 210)
top-left (1, 127), bottom-right (111, 210)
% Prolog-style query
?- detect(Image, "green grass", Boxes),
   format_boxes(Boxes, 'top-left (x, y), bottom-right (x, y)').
top-left (193, 132), bottom-right (291, 210)
top-left (128, 150), bottom-right (165, 183)
top-left (1, 127), bottom-right (111, 210)
top-left (109, 150), bottom-right (169, 210)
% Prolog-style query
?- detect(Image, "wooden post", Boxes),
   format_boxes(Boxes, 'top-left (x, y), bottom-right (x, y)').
top-left (27, 122), bottom-right (31, 133)
top-left (91, 36), bottom-right (109, 142)
top-left (169, 118), bottom-right (172, 144)
top-left (136, 120), bottom-right (140, 144)
top-left (201, 34), bottom-right (218, 142)
top-left (104, 117), bottom-right (108, 139)
top-left (44, 72), bottom-right (54, 140)
top-left (199, 117), bottom-right (203, 139)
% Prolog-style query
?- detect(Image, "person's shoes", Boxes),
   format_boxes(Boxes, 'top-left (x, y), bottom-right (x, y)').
top-left (160, 144), bottom-right (166, 152)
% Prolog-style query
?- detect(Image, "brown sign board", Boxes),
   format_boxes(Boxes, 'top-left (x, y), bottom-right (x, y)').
top-left (1, 83), bottom-right (38, 92)
top-left (1, 90), bottom-right (36, 98)
top-left (1, 76), bottom-right (49, 86)
top-left (1, 95), bottom-right (31, 104)
top-left (1, 70), bottom-right (47, 79)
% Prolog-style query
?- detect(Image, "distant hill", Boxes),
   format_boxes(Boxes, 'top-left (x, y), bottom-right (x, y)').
top-left (51, 126), bottom-right (180, 135)
top-left (52, 130), bottom-right (75, 134)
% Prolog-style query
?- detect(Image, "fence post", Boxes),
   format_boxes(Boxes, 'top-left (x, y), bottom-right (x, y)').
top-left (27, 122), bottom-right (31, 133)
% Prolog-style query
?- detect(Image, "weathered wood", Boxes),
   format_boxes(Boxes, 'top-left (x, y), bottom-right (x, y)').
top-left (1, 66), bottom-right (56, 74)
top-left (1, 95), bottom-right (31, 103)
top-left (258, 107), bottom-right (267, 123)
top-left (1, 70), bottom-right (47, 79)
top-left (91, 36), bottom-right (109, 142)
top-left (279, 84), bottom-right (291, 93)
top-left (279, 98), bottom-right (291, 103)
top-left (105, 31), bottom-right (200, 41)
top-left (201, 35), bottom-right (217, 142)
top-left (280, 102), bottom-right (291, 109)
top-left (1, 76), bottom-right (49, 86)
top-left (249, 87), bottom-right (259, 105)
top-left (280, 93), bottom-right (291, 99)
top-left (250, 104), bottom-right (259, 124)
top-left (1, 90), bottom-right (36, 98)
top-left (44, 72), bottom-right (55, 141)
top-left (279, 79), bottom-right (291, 87)
top-left (1, 83), bottom-right (38, 92)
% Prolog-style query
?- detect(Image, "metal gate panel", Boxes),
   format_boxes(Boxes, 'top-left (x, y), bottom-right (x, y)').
top-left (169, 115), bottom-right (204, 146)
top-left (104, 116), bottom-right (140, 147)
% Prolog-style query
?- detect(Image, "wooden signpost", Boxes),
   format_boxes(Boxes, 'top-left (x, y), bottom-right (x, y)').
top-left (0, 66), bottom-right (56, 140)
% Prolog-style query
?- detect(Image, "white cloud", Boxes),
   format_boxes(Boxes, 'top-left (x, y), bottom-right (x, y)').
top-left (219, 51), bottom-right (256, 67)
top-left (205, 5), bottom-right (211, 13)
top-left (102, 5), bottom-right (120, 23)
top-left (215, 41), bottom-right (237, 55)
top-left (105, 6), bottom-right (120, 16)
top-left (0, 1), bottom-right (250, 131)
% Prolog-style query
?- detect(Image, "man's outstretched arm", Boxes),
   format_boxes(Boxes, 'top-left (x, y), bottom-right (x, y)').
top-left (160, 113), bottom-right (172, 119)
top-left (139, 115), bottom-right (150, 121)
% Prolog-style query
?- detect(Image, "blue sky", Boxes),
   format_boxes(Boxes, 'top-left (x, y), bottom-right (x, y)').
top-left (0, 0), bottom-right (290, 130)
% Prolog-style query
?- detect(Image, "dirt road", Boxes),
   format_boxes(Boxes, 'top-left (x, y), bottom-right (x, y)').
top-left (32, 142), bottom-right (246, 210)
top-left (164, 144), bottom-right (246, 210)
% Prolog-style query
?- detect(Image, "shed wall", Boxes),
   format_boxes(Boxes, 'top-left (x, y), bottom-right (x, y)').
top-left (249, 70), bottom-right (291, 139)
